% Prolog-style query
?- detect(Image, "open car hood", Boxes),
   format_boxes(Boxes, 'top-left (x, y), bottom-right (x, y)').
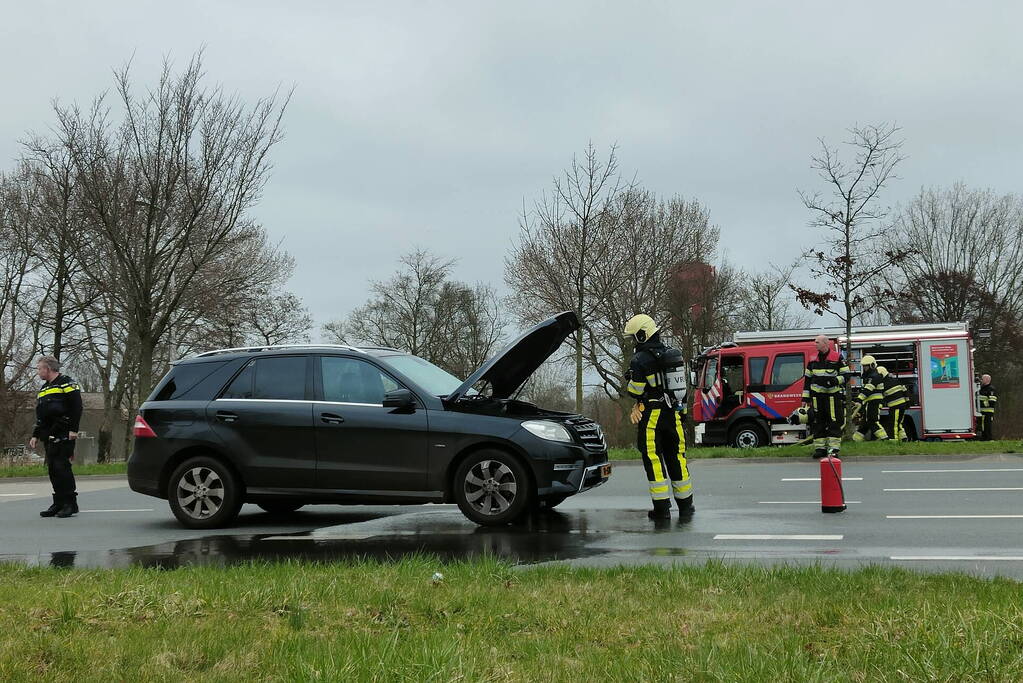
top-left (445, 311), bottom-right (580, 402)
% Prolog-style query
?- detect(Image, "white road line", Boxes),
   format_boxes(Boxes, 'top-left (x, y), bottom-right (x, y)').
top-left (882, 468), bottom-right (1023, 473)
top-left (781, 477), bottom-right (863, 481)
top-left (0, 493), bottom-right (34, 497)
top-left (714, 534), bottom-right (844, 541)
top-left (758, 501), bottom-right (862, 504)
top-left (891, 556), bottom-right (1023, 562)
top-left (887, 514), bottom-right (1023, 519)
top-left (884, 487), bottom-right (1023, 492)
top-left (79, 509), bottom-right (154, 513)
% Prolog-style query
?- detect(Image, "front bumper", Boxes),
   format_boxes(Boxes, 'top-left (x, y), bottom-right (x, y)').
top-left (539, 459), bottom-right (612, 497)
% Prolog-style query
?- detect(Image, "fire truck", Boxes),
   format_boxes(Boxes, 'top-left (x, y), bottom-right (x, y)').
top-left (691, 323), bottom-right (978, 447)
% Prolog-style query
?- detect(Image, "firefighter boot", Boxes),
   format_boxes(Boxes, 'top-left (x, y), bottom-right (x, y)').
top-left (56, 494), bottom-right (77, 518)
top-left (648, 499), bottom-right (672, 520)
top-left (675, 494), bottom-right (695, 514)
top-left (39, 495), bottom-right (61, 518)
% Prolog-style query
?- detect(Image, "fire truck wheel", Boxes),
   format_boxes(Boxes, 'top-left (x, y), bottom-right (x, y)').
top-left (730, 422), bottom-right (767, 449)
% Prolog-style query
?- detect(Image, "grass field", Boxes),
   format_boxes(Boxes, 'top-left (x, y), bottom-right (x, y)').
top-left (0, 559), bottom-right (1020, 681)
top-left (2, 439), bottom-right (1020, 477)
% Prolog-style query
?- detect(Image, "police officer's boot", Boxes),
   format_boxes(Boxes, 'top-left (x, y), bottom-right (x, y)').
top-left (647, 499), bottom-right (672, 520)
top-left (39, 495), bottom-right (61, 518)
top-left (56, 495), bottom-right (77, 518)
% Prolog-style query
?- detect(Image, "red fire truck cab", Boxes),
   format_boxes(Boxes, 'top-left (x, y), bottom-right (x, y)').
top-left (691, 323), bottom-right (978, 447)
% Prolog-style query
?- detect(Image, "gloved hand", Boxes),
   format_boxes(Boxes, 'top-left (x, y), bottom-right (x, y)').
top-left (630, 403), bottom-right (644, 424)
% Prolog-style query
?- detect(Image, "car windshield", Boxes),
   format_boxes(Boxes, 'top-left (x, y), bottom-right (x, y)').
top-left (384, 354), bottom-right (467, 396)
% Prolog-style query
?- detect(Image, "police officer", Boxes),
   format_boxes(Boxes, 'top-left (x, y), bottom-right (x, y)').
top-left (878, 365), bottom-right (910, 441)
top-left (801, 335), bottom-right (852, 458)
top-left (978, 373), bottom-right (997, 440)
top-left (624, 314), bottom-right (693, 520)
top-left (853, 355), bottom-right (888, 441)
top-left (28, 356), bottom-right (82, 518)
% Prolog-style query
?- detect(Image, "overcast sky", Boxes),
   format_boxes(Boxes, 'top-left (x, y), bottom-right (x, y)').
top-left (3, 1), bottom-right (1022, 337)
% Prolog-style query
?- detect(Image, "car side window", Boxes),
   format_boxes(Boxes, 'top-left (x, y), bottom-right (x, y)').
top-left (769, 354), bottom-right (806, 389)
top-left (748, 357), bottom-right (768, 385)
top-left (221, 356), bottom-right (306, 400)
top-left (321, 356), bottom-right (400, 405)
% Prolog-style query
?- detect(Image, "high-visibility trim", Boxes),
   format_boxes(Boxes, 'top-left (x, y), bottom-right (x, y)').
top-left (37, 383), bottom-right (81, 398)
top-left (980, 407), bottom-right (995, 414)
top-left (874, 427), bottom-right (889, 439)
top-left (672, 481), bottom-right (692, 496)
top-left (674, 411), bottom-right (686, 456)
top-left (827, 436), bottom-right (842, 449)
top-left (627, 380), bottom-right (646, 396)
top-left (801, 391), bottom-right (810, 399)
top-left (884, 385), bottom-right (906, 396)
top-left (645, 374), bottom-right (659, 387)
top-left (646, 408), bottom-right (664, 482)
top-left (649, 479), bottom-right (671, 500)
top-left (809, 386), bottom-right (843, 394)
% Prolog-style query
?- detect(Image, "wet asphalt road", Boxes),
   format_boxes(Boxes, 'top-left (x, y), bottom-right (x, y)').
top-left (1, 454), bottom-right (1022, 578)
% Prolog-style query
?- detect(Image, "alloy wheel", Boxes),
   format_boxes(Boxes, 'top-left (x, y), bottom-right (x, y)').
top-left (463, 459), bottom-right (518, 516)
top-left (176, 466), bottom-right (225, 520)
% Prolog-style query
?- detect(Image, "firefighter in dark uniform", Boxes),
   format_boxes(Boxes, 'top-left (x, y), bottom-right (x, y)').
top-left (878, 365), bottom-right (910, 441)
top-left (853, 355), bottom-right (888, 441)
top-left (978, 373), bottom-right (997, 440)
top-left (801, 335), bottom-right (852, 458)
top-left (624, 314), bottom-right (693, 520)
top-left (28, 356), bottom-right (83, 518)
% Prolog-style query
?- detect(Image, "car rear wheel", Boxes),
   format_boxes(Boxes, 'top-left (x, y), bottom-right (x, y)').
top-left (730, 422), bottom-right (767, 449)
top-left (454, 450), bottom-right (532, 526)
top-left (168, 456), bottom-right (242, 529)
top-left (257, 502), bottom-right (304, 514)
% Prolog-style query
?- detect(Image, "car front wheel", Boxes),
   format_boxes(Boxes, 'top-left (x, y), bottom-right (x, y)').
top-left (454, 450), bottom-right (532, 526)
top-left (168, 456), bottom-right (243, 529)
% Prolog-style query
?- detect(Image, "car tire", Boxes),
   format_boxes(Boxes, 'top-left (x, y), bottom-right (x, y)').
top-left (730, 422), bottom-right (767, 449)
top-left (257, 502), bottom-right (304, 514)
top-left (167, 456), bottom-right (243, 529)
top-left (453, 450), bottom-right (532, 526)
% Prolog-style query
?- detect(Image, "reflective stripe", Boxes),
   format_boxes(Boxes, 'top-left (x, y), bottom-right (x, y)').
top-left (645, 374), bottom-right (659, 387)
top-left (809, 386), bottom-right (843, 394)
top-left (649, 479), bottom-right (671, 500)
top-left (37, 384), bottom-right (80, 398)
top-left (627, 381), bottom-right (646, 396)
top-left (674, 411), bottom-right (686, 456)
top-left (672, 481), bottom-right (692, 496)
top-left (980, 407), bottom-right (995, 414)
top-left (646, 408), bottom-right (664, 482)
top-left (827, 437), bottom-right (841, 450)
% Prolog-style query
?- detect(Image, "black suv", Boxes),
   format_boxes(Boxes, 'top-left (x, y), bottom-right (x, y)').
top-left (128, 312), bottom-right (611, 528)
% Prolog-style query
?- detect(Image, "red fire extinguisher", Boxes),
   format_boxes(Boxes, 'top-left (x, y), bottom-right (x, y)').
top-left (821, 455), bottom-right (846, 513)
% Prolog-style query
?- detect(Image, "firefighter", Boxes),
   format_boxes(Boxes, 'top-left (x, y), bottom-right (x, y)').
top-left (801, 335), bottom-right (852, 458)
top-left (978, 373), bottom-right (997, 440)
top-left (624, 314), bottom-right (693, 520)
top-left (28, 356), bottom-right (83, 518)
top-left (877, 365), bottom-right (910, 441)
top-left (853, 355), bottom-right (888, 441)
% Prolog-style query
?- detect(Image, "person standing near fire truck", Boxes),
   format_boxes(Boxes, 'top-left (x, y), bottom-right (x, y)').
top-left (802, 335), bottom-right (852, 458)
top-left (977, 373), bottom-right (997, 440)
top-left (853, 355), bottom-right (888, 441)
top-left (878, 365), bottom-right (910, 441)
top-left (624, 314), bottom-right (694, 520)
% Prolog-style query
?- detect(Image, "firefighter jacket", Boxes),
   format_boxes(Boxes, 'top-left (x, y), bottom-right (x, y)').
top-left (802, 351), bottom-right (852, 401)
top-left (33, 374), bottom-right (83, 439)
top-left (880, 372), bottom-right (910, 409)
top-left (626, 333), bottom-right (681, 409)
top-left (979, 384), bottom-right (997, 414)
top-left (856, 368), bottom-right (885, 408)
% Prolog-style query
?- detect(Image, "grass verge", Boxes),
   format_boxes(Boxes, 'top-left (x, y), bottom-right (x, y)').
top-left (0, 559), bottom-right (1020, 681)
top-left (0, 462), bottom-right (128, 478)
top-left (610, 439), bottom-right (1022, 461)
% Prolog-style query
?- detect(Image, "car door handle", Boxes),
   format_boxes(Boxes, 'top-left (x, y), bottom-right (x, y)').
top-left (216, 411), bottom-right (239, 423)
top-left (320, 412), bottom-right (345, 425)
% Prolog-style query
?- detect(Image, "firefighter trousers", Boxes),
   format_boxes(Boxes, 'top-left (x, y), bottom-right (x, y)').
top-left (45, 438), bottom-right (77, 504)
top-left (810, 394), bottom-right (844, 453)
top-left (855, 400), bottom-right (888, 441)
top-left (637, 405), bottom-right (692, 508)
top-left (978, 414), bottom-right (994, 441)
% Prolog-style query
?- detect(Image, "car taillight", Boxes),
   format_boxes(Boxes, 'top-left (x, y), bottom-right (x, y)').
top-left (133, 415), bottom-right (158, 438)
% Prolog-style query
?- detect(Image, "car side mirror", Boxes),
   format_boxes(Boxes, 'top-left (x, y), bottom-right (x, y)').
top-left (383, 388), bottom-right (415, 410)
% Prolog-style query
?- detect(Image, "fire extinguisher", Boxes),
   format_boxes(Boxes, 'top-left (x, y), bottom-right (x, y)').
top-left (820, 455), bottom-right (846, 513)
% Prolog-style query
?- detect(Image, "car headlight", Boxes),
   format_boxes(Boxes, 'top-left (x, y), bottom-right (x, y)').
top-left (521, 420), bottom-right (574, 443)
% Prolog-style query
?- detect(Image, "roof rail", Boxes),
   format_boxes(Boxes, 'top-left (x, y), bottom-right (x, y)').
top-left (195, 344), bottom-right (364, 358)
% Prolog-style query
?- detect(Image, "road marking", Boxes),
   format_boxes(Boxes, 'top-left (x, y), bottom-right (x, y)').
top-left (781, 477), bottom-right (863, 481)
top-left (887, 514), bottom-right (1023, 519)
top-left (0, 493), bottom-right (34, 497)
top-left (758, 501), bottom-right (862, 504)
top-left (79, 509), bottom-right (154, 513)
top-left (882, 468), bottom-right (1023, 473)
top-left (714, 534), bottom-right (844, 541)
top-left (884, 487), bottom-right (1023, 492)
top-left (891, 556), bottom-right (1023, 562)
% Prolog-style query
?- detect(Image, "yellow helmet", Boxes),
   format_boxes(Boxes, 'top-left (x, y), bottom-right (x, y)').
top-left (624, 314), bottom-right (659, 344)
top-left (876, 365), bottom-right (889, 377)
top-left (861, 355), bottom-right (876, 368)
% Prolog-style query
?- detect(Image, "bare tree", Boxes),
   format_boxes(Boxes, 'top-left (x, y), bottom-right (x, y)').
top-left (505, 143), bottom-right (631, 412)
top-left (53, 52), bottom-right (291, 397)
top-left (737, 261), bottom-right (807, 331)
top-left (793, 123), bottom-right (911, 369)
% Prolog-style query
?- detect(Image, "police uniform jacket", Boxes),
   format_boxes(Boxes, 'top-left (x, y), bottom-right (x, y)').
top-left (33, 374), bottom-right (83, 439)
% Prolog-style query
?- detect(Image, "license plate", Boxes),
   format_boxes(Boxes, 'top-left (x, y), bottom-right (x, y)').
top-left (600, 464), bottom-right (612, 478)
